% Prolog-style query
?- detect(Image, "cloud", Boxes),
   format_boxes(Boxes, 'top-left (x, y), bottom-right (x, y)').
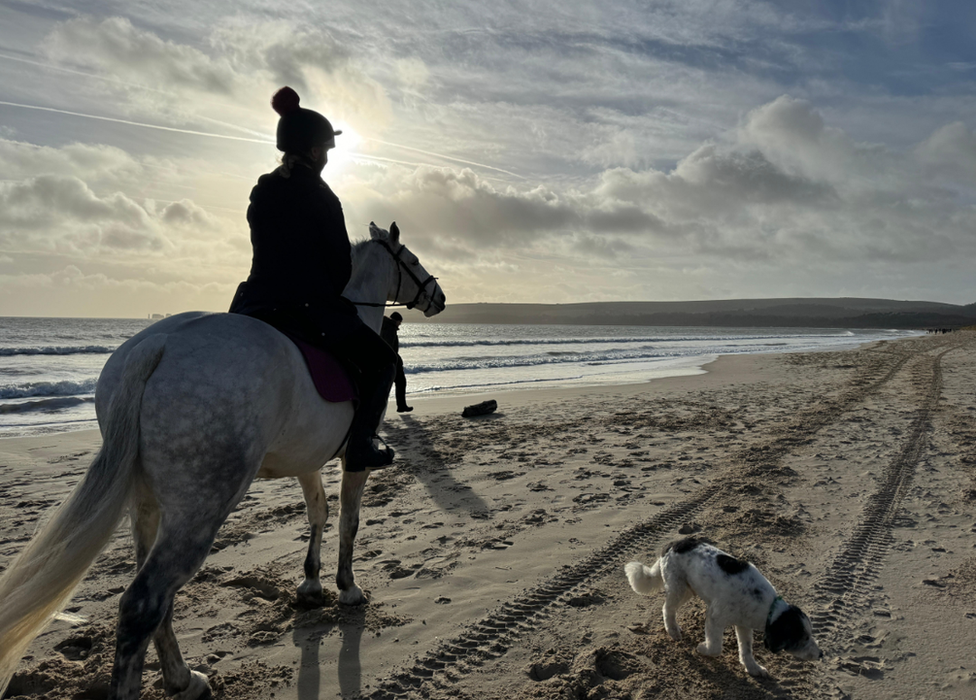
top-left (915, 121), bottom-right (976, 183)
top-left (395, 57), bottom-right (430, 92)
top-left (159, 199), bottom-right (218, 228)
top-left (1, 264), bottom-right (224, 294)
top-left (0, 263), bottom-right (237, 316)
top-left (341, 94), bottom-right (976, 274)
top-left (735, 95), bottom-right (902, 185)
top-left (0, 175), bottom-right (164, 249)
top-left (44, 17), bottom-right (236, 94)
top-left (0, 171), bottom-right (243, 272)
top-left (0, 140), bottom-right (146, 190)
top-left (343, 164), bottom-right (680, 263)
top-left (41, 17), bottom-right (392, 133)
top-left (570, 232), bottom-right (636, 259)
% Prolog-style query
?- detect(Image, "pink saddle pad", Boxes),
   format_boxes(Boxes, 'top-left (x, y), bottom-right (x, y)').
top-left (289, 336), bottom-right (358, 405)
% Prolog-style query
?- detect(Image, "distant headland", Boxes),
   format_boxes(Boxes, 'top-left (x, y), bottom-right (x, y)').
top-left (413, 297), bottom-right (976, 330)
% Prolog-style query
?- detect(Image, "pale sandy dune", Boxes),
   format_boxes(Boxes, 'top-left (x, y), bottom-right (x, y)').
top-left (1, 332), bottom-right (974, 699)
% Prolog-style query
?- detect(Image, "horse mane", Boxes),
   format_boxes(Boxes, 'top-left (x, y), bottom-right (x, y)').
top-left (350, 230), bottom-right (392, 260)
top-left (349, 239), bottom-right (373, 265)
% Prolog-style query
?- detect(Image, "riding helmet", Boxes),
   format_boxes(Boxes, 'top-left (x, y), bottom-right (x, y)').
top-left (271, 86), bottom-right (342, 152)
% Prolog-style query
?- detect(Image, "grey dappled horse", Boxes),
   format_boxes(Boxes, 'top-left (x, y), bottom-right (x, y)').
top-left (0, 222), bottom-right (445, 700)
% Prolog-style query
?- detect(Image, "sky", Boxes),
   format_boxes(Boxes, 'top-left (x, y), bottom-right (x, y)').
top-left (0, 0), bottom-right (974, 318)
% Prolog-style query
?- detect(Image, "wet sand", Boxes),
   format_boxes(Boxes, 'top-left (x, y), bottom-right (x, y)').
top-left (1, 332), bottom-right (974, 699)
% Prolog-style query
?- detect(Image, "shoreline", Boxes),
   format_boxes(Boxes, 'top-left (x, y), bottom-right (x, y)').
top-left (401, 351), bottom-right (752, 417)
top-left (0, 351), bottom-right (758, 445)
top-left (0, 327), bottom-right (919, 441)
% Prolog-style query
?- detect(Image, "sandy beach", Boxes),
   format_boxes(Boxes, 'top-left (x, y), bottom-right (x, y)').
top-left (1, 331), bottom-right (975, 700)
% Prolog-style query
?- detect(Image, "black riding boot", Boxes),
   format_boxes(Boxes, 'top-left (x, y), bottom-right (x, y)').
top-left (345, 365), bottom-right (396, 469)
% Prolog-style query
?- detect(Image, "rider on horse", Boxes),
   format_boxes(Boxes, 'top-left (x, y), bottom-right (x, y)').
top-left (230, 86), bottom-right (397, 469)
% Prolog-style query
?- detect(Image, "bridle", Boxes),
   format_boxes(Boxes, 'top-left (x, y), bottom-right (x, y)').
top-left (350, 238), bottom-right (438, 310)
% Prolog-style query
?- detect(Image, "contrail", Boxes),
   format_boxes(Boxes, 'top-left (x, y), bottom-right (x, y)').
top-left (347, 153), bottom-right (518, 186)
top-left (1, 52), bottom-right (525, 179)
top-left (348, 153), bottom-right (431, 168)
top-left (0, 52), bottom-right (268, 139)
top-left (1, 98), bottom-right (525, 180)
top-left (365, 137), bottom-right (525, 179)
top-left (0, 100), bottom-right (274, 144)
top-left (0, 51), bottom-right (125, 86)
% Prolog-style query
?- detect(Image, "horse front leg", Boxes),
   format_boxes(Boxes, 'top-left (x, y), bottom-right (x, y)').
top-left (296, 470), bottom-right (329, 606)
top-left (336, 465), bottom-right (369, 605)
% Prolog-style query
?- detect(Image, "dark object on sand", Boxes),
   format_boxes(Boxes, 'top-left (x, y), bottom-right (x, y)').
top-left (462, 399), bottom-right (497, 417)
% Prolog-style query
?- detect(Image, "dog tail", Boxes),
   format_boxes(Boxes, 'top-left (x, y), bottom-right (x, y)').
top-left (625, 560), bottom-right (664, 595)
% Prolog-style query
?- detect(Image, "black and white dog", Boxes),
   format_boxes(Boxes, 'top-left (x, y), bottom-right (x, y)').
top-left (625, 537), bottom-right (822, 677)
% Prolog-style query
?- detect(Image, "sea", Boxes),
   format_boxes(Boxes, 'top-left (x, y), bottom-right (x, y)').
top-left (0, 316), bottom-right (923, 439)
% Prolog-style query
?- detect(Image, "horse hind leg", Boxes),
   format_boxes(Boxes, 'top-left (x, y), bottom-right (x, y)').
top-left (111, 516), bottom-right (218, 700)
top-left (296, 470), bottom-right (329, 607)
top-left (336, 465), bottom-right (369, 605)
top-left (128, 498), bottom-right (207, 698)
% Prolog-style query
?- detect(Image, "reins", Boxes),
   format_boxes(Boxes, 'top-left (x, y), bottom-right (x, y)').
top-left (350, 238), bottom-right (438, 309)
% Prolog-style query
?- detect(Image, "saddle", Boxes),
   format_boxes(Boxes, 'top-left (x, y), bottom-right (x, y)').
top-left (286, 335), bottom-right (359, 406)
top-left (229, 284), bottom-right (359, 405)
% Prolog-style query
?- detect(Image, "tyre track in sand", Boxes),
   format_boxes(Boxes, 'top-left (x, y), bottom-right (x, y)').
top-left (808, 340), bottom-right (964, 644)
top-left (364, 339), bottom-right (942, 699)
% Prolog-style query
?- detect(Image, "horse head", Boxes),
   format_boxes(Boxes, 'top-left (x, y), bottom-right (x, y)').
top-left (368, 221), bottom-right (446, 317)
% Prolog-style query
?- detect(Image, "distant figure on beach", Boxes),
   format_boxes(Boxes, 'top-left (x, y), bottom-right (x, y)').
top-left (381, 311), bottom-right (413, 413)
top-left (229, 86), bottom-right (397, 468)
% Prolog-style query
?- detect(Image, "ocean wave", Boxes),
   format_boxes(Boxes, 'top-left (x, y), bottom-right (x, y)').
top-left (401, 332), bottom-right (881, 376)
top-left (0, 396), bottom-right (94, 415)
top-left (404, 336), bottom-right (665, 349)
top-left (404, 348), bottom-right (683, 375)
top-left (414, 374), bottom-right (586, 393)
top-left (0, 379), bottom-right (98, 399)
top-left (0, 345), bottom-right (115, 357)
top-left (402, 330), bottom-right (861, 349)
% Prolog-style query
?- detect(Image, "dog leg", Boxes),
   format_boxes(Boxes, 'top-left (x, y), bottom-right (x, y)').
top-left (696, 610), bottom-right (724, 657)
top-left (662, 582), bottom-right (689, 640)
top-left (735, 625), bottom-right (769, 677)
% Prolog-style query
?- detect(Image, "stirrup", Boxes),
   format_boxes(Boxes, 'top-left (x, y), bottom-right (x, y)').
top-left (347, 435), bottom-right (395, 469)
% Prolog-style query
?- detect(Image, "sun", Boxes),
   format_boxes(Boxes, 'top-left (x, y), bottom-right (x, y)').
top-left (328, 122), bottom-right (363, 173)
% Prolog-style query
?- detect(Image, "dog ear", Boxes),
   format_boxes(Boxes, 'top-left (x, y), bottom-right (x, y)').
top-left (764, 628), bottom-right (787, 653)
top-left (764, 606), bottom-right (804, 653)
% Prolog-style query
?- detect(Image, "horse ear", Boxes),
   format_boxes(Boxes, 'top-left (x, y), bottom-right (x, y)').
top-left (390, 221), bottom-right (400, 243)
top-left (369, 221), bottom-right (380, 239)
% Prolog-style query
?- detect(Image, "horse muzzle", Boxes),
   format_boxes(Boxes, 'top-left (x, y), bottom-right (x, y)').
top-left (422, 288), bottom-right (447, 317)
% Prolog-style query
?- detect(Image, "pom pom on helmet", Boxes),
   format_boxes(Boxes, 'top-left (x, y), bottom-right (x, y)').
top-left (271, 86), bottom-right (301, 116)
top-left (271, 86), bottom-right (342, 153)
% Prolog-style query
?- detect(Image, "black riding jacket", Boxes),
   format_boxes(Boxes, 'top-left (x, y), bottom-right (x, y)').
top-left (245, 165), bottom-right (352, 306)
top-left (230, 162), bottom-right (395, 388)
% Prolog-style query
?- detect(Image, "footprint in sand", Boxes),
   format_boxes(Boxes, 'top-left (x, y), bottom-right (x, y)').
top-left (380, 559), bottom-right (422, 579)
top-left (55, 635), bottom-right (94, 661)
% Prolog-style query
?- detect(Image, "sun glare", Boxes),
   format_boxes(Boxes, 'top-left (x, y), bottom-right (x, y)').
top-left (329, 123), bottom-right (363, 173)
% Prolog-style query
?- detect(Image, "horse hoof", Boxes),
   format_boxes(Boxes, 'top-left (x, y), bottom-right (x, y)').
top-left (296, 591), bottom-right (329, 608)
top-left (297, 580), bottom-right (327, 608)
top-left (172, 670), bottom-right (210, 699)
top-left (338, 585), bottom-right (368, 606)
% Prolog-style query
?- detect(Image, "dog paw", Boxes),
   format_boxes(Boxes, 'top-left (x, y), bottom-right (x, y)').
top-left (696, 643), bottom-right (721, 657)
top-left (745, 663), bottom-right (770, 678)
top-left (666, 625), bottom-right (683, 641)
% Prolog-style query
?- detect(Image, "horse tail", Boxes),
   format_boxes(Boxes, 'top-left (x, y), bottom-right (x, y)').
top-left (0, 334), bottom-right (166, 695)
